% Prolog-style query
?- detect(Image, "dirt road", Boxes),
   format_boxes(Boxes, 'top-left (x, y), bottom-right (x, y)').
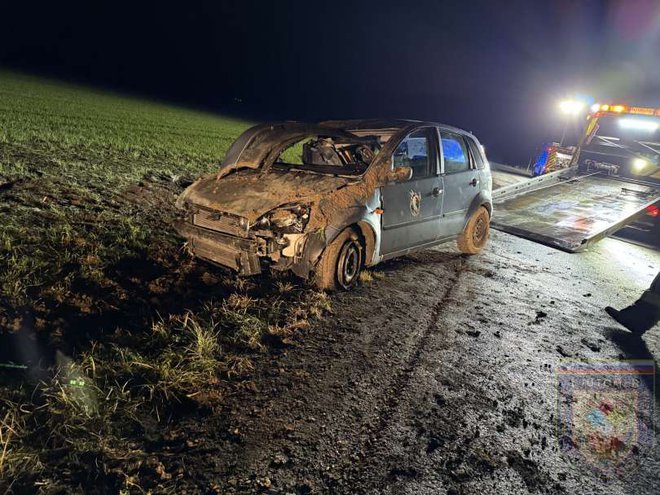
top-left (160, 231), bottom-right (659, 494)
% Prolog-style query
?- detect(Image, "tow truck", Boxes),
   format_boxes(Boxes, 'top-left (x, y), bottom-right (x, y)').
top-left (491, 103), bottom-right (660, 252)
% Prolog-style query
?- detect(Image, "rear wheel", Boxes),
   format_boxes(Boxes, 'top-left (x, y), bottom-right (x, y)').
top-left (457, 206), bottom-right (490, 254)
top-left (314, 229), bottom-right (362, 291)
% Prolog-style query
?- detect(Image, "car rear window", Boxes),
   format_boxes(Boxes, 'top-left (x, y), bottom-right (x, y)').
top-left (441, 132), bottom-right (470, 173)
top-left (466, 136), bottom-right (486, 170)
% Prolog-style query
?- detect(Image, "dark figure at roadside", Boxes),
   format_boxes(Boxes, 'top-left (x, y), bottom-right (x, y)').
top-left (606, 272), bottom-right (660, 335)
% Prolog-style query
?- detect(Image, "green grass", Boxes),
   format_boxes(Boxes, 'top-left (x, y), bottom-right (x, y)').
top-left (0, 70), bottom-right (252, 307)
top-left (0, 70), bottom-right (248, 169)
top-left (0, 71), bottom-right (331, 492)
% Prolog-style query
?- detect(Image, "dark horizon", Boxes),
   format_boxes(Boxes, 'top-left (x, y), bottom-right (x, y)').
top-left (2, 0), bottom-right (659, 165)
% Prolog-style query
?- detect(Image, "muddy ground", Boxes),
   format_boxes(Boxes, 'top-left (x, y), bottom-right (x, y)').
top-left (158, 232), bottom-right (659, 494)
top-left (2, 161), bottom-right (658, 494)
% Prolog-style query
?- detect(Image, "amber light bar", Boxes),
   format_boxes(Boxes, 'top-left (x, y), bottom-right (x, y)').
top-left (590, 103), bottom-right (660, 117)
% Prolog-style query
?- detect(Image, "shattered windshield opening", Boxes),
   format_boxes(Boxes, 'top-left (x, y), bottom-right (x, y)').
top-left (273, 135), bottom-right (382, 176)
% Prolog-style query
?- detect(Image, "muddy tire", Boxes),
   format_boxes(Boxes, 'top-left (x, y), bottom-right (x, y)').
top-left (314, 228), bottom-right (363, 291)
top-left (457, 206), bottom-right (490, 254)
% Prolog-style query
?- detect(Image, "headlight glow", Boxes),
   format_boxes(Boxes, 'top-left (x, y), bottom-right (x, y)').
top-left (559, 100), bottom-right (584, 115)
top-left (619, 118), bottom-right (659, 132)
top-left (632, 158), bottom-right (649, 172)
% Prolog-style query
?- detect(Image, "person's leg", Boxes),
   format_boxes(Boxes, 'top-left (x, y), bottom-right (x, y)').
top-left (605, 272), bottom-right (660, 335)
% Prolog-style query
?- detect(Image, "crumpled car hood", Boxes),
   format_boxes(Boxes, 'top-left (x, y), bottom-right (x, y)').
top-left (178, 170), bottom-right (355, 222)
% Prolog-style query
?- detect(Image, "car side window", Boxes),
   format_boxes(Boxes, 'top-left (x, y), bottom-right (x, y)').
top-left (441, 131), bottom-right (470, 174)
top-left (466, 136), bottom-right (485, 170)
top-left (393, 129), bottom-right (433, 179)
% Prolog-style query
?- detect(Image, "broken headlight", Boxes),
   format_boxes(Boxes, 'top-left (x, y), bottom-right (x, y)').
top-left (258, 204), bottom-right (310, 233)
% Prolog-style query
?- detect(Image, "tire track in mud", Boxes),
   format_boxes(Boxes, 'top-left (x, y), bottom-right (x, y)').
top-left (343, 252), bottom-right (567, 495)
top-left (182, 235), bottom-right (660, 494)
top-left (197, 254), bottom-right (468, 492)
top-left (338, 256), bottom-right (468, 489)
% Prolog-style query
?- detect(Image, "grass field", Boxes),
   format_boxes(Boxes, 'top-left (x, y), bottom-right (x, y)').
top-left (0, 71), bottom-right (330, 492)
top-left (0, 71), bottom-right (245, 168)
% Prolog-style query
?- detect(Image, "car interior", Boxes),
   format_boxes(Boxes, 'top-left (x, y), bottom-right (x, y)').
top-left (275, 135), bottom-right (381, 175)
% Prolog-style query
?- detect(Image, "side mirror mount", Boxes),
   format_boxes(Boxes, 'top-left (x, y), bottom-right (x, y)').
top-left (387, 166), bottom-right (413, 183)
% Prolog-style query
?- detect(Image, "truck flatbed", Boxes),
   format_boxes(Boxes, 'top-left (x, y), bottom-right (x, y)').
top-left (491, 167), bottom-right (659, 252)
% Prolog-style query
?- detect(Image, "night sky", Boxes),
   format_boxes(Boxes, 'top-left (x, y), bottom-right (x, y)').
top-left (2, 0), bottom-right (659, 164)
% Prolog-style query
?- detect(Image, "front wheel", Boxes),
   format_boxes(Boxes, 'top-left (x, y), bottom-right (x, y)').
top-left (314, 229), bottom-right (363, 291)
top-left (457, 206), bottom-right (490, 254)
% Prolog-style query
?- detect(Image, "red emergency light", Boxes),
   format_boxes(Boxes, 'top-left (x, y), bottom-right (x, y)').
top-left (646, 204), bottom-right (659, 218)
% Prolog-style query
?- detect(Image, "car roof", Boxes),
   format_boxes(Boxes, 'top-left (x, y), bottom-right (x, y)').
top-left (319, 118), bottom-right (474, 136)
top-left (217, 119), bottom-right (481, 177)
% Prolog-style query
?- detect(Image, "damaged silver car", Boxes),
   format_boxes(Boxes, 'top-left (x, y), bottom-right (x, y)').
top-left (175, 120), bottom-right (493, 290)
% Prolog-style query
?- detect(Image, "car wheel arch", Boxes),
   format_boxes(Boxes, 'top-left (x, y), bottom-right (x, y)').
top-left (463, 192), bottom-right (492, 229)
top-left (355, 221), bottom-right (377, 266)
top-left (312, 226), bottom-right (366, 290)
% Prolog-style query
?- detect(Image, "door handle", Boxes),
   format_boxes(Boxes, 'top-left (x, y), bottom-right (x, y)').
top-left (432, 187), bottom-right (443, 197)
top-left (469, 178), bottom-right (479, 187)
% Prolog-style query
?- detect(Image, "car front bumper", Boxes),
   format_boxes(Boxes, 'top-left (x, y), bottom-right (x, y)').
top-left (174, 220), bottom-right (262, 276)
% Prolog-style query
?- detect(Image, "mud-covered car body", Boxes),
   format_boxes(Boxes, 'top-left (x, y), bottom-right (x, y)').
top-left (175, 119), bottom-right (492, 283)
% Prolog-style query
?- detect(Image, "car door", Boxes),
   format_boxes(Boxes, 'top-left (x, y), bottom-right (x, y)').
top-left (380, 127), bottom-right (444, 255)
top-left (439, 129), bottom-right (481, 236)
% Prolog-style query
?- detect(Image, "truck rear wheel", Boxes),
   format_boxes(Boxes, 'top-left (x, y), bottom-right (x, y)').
top-left (314, 229), bottom-right (362, 291)
top-left (457, 206), bottom-right (490, 254)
